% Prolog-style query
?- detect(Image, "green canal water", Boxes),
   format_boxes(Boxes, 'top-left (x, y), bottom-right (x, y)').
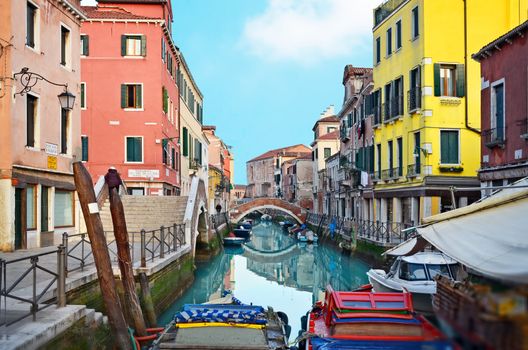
top-left (157, 221), bottom-right (370, 337)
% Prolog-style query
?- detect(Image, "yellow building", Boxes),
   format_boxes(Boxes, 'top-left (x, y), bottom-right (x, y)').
top-left (369, 0), bottom-right (528, 230)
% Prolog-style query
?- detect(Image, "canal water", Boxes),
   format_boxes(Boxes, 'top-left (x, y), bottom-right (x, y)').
top-left (158, 221), bottom-right (370, 338)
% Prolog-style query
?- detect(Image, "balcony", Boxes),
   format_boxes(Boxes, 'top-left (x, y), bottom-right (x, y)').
top-left (407, 164), bottom-right (420, 178)
top-left (381, 168), bottom-right (401, 181)
top-left (482, 127), bottom-right (506, 148)
top-left (370, 172), bottom-right (380, 183)
top-left (407, 88), bottom-right (421, 112)
top-left (374, 0), bottom-right (407, 27)
top-left (340, 127), bottom-right (350, 141)
top-left (384, 95), bottom-right (403, 122)
top-left (189, 159), bottom-right (200, 170)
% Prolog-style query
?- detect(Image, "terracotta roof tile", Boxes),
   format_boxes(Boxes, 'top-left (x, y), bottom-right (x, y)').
top-left (473, 20), bottom-right (528, 61)
top-left (248, 144), bottom-right (311, 162)
top-left (82, 6), bottom-right (159, 20)
top-left (318, 130), bottom-right (340, 140)
top-left (97, 0), bottom-right (167, 3)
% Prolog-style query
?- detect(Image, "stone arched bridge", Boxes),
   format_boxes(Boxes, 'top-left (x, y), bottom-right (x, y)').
top-left (229, 198), bottom-right (307, 223)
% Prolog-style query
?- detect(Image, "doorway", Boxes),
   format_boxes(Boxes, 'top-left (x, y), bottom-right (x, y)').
top-left (14, 188), bottom-right (26, 250)
top-left (41, 186), bottom-right (49, 232)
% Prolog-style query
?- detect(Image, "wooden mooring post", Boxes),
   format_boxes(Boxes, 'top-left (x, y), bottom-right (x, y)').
top-left (73, 162), bottom-right (132, 350)
top-left (108, 187), bottom-right (147, 337)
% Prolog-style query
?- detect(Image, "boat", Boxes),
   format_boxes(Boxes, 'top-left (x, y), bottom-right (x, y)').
top-left (233, 228), bottom-right (251, 239)
top-left (301, 285), bottom-right (453, 350)
top-left (150, 292), bottom-right (290, 349)
top-left (238, 221), bottom-right (252, 230)
top-left (297, 230), bottom-right (318, 244)
top-left (367, 251), bottom-right (459, 313)
top-left (223, 235), bottom-right (245, 246)
top-left (261, 214), bottom-right (272, 221)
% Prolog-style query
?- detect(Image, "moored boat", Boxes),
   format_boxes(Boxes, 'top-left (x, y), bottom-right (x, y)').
top-left (367, 252), bottom-right (458, 313)
top-left (233, 228), bottom-right (251, 239)
top-left (150, 293), bottom-right (290, 349)
top-left (223, 236), bottom-right (245, 246)
top-left (301, 285), bottom-right (453, 349)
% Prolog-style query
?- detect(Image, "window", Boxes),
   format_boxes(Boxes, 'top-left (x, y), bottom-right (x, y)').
top-left (161, 38), bottom-right (166, 61)
top-left (121, 84), bottom-right (142, 109)
top-left (171, 148), bottom-right (176, 169)
top-left (26, 94), bottom-right (37, 147)
top-left (80, 34), bottom-right (89, 56)
top-left (60, 108), bottom-right (69, 154)
top-left (327, 127), bottom-right (336, 133)
top-left (427, 264), bottom-right (451, 280)
top-left (26, 185), bottom-right (36, 230)
top-left (377, 144), bottom-right (381, 178)
top-left (388, 140), bottom-right (393, 174)
top-left (395, 20), bottom-right (402, 50)
top-left (375, 37), bottom-right (381, 64)
top-left (434, 64), bottom-right (464, 97)
top-left (121, 35), bottom-right (146, 57)
top-left (440, 130), bottom-right (459, 164)
top-left (324, 148), bottom-right (331, 159)
top-left (397, 138), bottom-right (403, 176)
top-left (162, 86), bottom-right (168, 113)
top-left (80, 82), bottom-right (86, 109)
top-left (409, 66), bottom-right (421, 111)
top-left (393, 77), bottom-right (403, 117)
top-left (384, 83), bottom-right (392, 120)
top-left (491, 81), bottom-right (505, 141)
top-left (194, 139), bottom-right (202, 164)
top-left (126, 136), bottom-right (143, 162)
top-left (60, 25), bottom-right (70, 66)
top-left (399, 261), bottom-right (427, 281)
top-left (315, 148), bottom-right (318, 159)
top-left (81, 136), bottom-right (88, 161)
top-left (54, 190), bottom-right (74, 227)
top-left (26, 2), bottom-right (37, 48)
top-left (162, 138), bottom-right (169, 165)
top-left (411, 6), bottom-right (419, 39)
top-left (386, 27), bottom-right (392, 56)
top-left (182, 127), bottom-right (188, 157)
top-left (414, 132), bottom-right (421, 174)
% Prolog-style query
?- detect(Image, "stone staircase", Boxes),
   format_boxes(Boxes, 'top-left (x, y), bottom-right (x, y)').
top-left (99, 195), bottom-right (189, 232)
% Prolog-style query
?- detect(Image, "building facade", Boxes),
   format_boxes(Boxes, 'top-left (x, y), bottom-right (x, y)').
top-left (473, 20), bottom-right (528, 191)
top-left (370, 0), bottom-right (528, 233)
top-left (81, 0), bottom-right (181, 196)
top-left (337, 65), bottom-right (374, 221)
top-left (178, 53), bottom-right (208, 197)
top-left (203, 125), bottom-right (233, 213)
top-left (311, 106), bottom-right (340, 214)
top-left (246, 144), bottom-right (311, 198)
top-left (281, 156), bottom-right (313, 210)
top-left (0, 0), bottom-right (85, 251)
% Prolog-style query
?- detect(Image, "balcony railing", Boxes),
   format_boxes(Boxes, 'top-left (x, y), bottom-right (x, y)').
top-left (381, 167), bottom-right (401, 180)
top-left (370, 172), bottom-right (380, 182)
top-left (482, 127), bottom-right (506, 148)
top-left (407, 163), bottom-right (420, 177)
top-left (408, 87), bottom-right (421, 112)
top-left (383, 102), bottom-right (390, 122)
top-left (391, 94), bottom-right (404, 119)
top-left (374, 0), bottom-right (407, 27)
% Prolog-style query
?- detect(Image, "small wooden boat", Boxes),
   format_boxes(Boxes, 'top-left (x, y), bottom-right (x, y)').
top-left (233, 228), bottom-right (251, 239)
top-left (301, 285), bottom-right (453, 349)
top-left (151, 293), bottom-right (290, 349)
top-left (223, 236), bottom-right (245, 246)
top-left (261, 214), bottom-right (272, 221)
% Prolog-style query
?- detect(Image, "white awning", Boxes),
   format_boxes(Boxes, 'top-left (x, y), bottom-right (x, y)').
top-left (384, 180), bottom-right (528, 284)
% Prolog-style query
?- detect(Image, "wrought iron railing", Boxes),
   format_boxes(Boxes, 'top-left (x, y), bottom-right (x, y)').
top-left (408, 88), bottom-right (421, 112)
top-left (381, 168), bottom-right (401, 180)
top-left (0, 247), bottom-right (66, 326)
top-left (407, 163), bottom-right (420, 177)
top-left (388, 94), bottom-right (403, 120)
top-left (482, 127), bottom-right (506, 148)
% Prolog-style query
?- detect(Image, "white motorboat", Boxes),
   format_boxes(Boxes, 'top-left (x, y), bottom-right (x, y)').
top-left (367, 251), bottom-right (458, 313)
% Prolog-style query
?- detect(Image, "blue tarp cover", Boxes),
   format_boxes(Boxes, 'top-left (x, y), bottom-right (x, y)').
top-left (311, 337), bottom-right (454, 349)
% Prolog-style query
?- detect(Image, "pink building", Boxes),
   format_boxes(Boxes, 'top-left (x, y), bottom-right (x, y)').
top-left (81, 0), bottom-right (181, 196)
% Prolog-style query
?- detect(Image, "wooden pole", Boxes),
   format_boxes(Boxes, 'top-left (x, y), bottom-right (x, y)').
top-left (73, 162), bottom-right (132, 350)
top-left (139, 272), bottom-right (158, 328)
top-left (108, 187), bottom-right (147, 336)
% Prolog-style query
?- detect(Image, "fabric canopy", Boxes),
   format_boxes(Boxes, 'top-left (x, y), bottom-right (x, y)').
top-left (385, 180), bottom-right (528, 284)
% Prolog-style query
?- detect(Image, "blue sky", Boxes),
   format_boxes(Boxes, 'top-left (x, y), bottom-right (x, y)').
top-left (82, 0), bottom-right (376, 184)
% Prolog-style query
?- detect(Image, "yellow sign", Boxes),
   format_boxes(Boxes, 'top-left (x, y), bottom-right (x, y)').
top-left (47, 156), bottom-right (57, 170)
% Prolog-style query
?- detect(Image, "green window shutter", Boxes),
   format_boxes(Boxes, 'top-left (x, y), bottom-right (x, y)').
top-left (141, 35), bottom-right (147, 56)
top-left (126, 137), bottom-right (134, 161)
top-left (162, 138), bottom-right (168, 164)
top-left (80, 83), bottom-right (85, 108)
top-left (182, 127), bottom-right (188, 157)
top-left (136, 85), bottom-right (142, 108)
top-left (135, 138), bottom-right (142, 162)
top-left (450, 132), bottom-right (459, 163)
top-left (121, 35), bottom-right (126, 56)
top-left (441, 131), bottom-right (459, 164)
top-left (456, 64), bottom-right (465, 97)
top-left (162, 87), bottom-right (168, 113)
top-left (83, 35), bottom-right (89, 56)
top-left (171, 148), bottom-right (176, 169)
top-left (81, 136), bottom-right (88, 161)
top-left (121, 84), bottom-right (127, 108)
top-left (433, 63), bottom-right (441, 96)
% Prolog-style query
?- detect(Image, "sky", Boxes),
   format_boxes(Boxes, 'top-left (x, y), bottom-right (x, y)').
top-left (81, 0), bottom-right (375, 184)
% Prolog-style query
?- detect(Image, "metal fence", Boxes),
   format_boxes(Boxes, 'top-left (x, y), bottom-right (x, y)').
top-left (63, 224), bottom-right (186, 273)
top-left (306, 213), bottom-right (414, 245)
top-left (0, 247), bottom-right (66, 326)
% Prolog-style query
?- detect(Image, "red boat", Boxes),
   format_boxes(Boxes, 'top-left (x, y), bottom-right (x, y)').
top-left (303, 285), bottom-right (454, 349)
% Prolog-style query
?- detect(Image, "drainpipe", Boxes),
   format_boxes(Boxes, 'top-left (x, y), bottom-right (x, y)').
top-left (464, 0), bottom-right (481, 135)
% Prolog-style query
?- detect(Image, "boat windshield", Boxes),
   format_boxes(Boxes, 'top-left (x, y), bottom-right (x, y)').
top-left (399, 261), bottom-right (428, 281)
top-left (427, 264), bottom-right (451, 280)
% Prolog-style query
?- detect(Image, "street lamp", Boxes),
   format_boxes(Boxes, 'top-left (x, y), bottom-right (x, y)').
top-left (13, 67), bottom-right (76, 110)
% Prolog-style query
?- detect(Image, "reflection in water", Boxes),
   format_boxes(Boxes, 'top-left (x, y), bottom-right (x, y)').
top-left (158, 221), bottom-right (370, 336)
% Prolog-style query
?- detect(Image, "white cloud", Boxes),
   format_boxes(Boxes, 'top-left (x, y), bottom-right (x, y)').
top-left (241, 0), bottom-right (374, 65)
